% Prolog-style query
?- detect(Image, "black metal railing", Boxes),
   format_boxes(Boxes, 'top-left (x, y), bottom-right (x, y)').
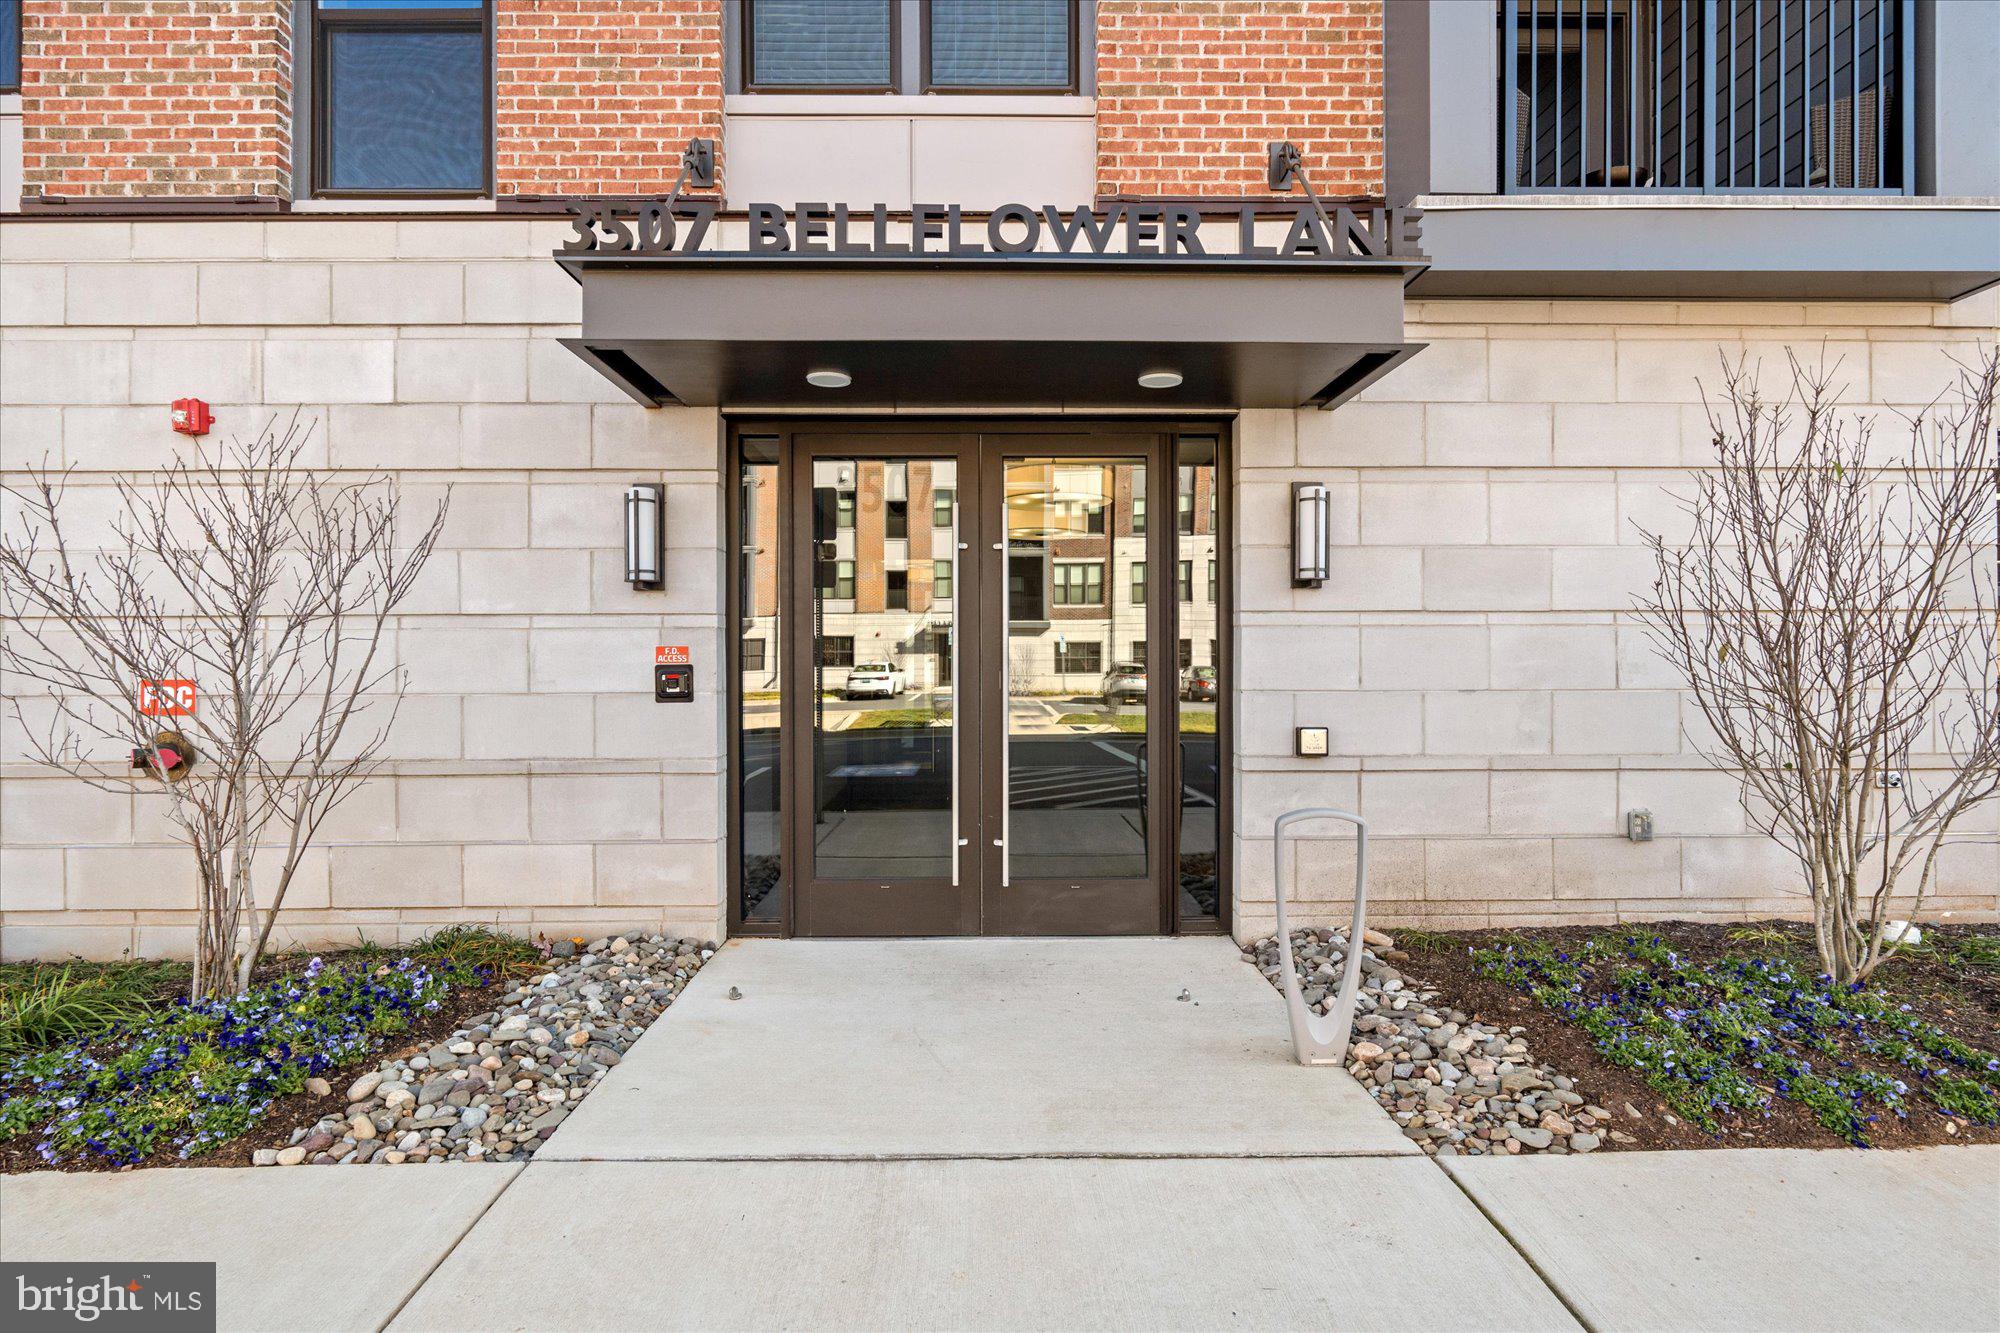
top-left (1501, 0), bottom-right (1913, 193)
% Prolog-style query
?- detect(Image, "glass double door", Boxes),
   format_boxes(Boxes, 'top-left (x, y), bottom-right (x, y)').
top-left (782, 430), bottom-right (1209, 936)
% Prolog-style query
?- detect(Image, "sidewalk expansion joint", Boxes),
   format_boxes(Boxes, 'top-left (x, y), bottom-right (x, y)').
top-left (1430, 1157), bottom-right (1599, 1333)
top-left (376, 1166), bottom-right (526, 1333)
top-left (540, 1148), bottom-right (1425, 1163)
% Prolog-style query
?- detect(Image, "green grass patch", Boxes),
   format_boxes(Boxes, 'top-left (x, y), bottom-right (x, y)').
top-left (1470, 931), bottom-right (2000, 1143)
top-left (1725, 923), bottom-right (1803, 953)
top-left (1389, 928), bottom-right (1459, 958)
top-left (1940, 932), bottom-right (2000, 973)
top-left (0, 961), bottom-right (188, 1059)
top-left (1056, 711), bottom-right (1216, 734)
top-left (847, 708), bottom-right (951, 730)
top-left (410, 924), bottom-right (542, 977)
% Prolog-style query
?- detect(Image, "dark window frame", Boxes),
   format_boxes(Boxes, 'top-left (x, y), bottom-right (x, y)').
top-left (932, 558), bottom-right (953, 600)
top-left (832, 560), bottom-right (856, 601)
top-left (921, 0), bottom-right (1080, 94)
top-left (741, 636), bottom-right (768, 672)
top-left (735, 0), bottom-right (1087, 97)
top-left (1498, 0), bottom-right (1915, 195)
top-left (1008, 549), bottom-right (1049, 624)
top-left (886, 568), bottom-right (910, 610)
top-left (1053, 560), bottom-right (1105, 607)
top-left (310, 0), bottom-right (493, 200)
top-left (821, 635), bottom-right (856, 669)
top-left (0, 0), bottom-right (21, 95)
top-left (743, 0), bottom-right (900, 94)
top-left (729, 434), bottom-right (785, 934)
top-left (1054, 641), bottom-right (1102, 675)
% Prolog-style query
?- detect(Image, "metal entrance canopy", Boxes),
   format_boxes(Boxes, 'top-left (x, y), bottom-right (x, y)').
top-left (554, 165), bottom-right (1430, 411)
top-left (561, 252), bottom-right (1423, 411)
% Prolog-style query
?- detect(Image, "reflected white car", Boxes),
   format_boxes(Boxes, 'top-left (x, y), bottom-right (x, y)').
top-left (1100, 663), bottom-right (1147, 705)
top-left (843, 663), bottom-right (906, 699)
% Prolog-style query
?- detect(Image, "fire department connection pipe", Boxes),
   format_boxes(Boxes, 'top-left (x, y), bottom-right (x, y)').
top-left (1270, 808), bottom-right (1370, 1067)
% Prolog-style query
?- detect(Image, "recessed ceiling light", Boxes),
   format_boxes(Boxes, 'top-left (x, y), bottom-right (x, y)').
top-left (806, 369), bottom-right (852, 389)
top-left (1138, 370), bottom-right (1183, 390)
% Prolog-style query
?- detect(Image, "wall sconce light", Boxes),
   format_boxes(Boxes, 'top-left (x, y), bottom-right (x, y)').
top-left (1292, 481), bottom-right (1330, 588)
top-left (625, 483), bottom-right (664, 589)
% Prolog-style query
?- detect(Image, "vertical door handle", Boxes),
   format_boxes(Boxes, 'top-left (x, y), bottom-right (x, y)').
top-left (998, 513), bottom-right (1010, 887)
top-left (949, 514), bottom-right (962, 888)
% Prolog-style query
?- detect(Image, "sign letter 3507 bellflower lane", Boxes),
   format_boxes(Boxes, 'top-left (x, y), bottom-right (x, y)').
top-left (561, 200), bottom-right (1427, 262)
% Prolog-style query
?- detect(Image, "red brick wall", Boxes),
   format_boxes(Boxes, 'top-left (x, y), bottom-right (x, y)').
top-left (15, 0), bottom-right (1379, 204)
top-left (1095, 0), bottom-right (1384, 199)
top-left (20, 0), bottom-right (293, 200)
top-left (493, 0), bottom-right (723, 197)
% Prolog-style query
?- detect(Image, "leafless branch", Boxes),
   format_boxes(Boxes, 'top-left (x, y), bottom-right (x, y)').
top-left (0, 417), bottom-right (447, 997)
top-left (1634, 348), bottom-right (1999, 983)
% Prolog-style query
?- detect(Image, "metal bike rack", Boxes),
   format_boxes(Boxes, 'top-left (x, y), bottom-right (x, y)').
top-left (1271, 808), bottom-right (1370, 1067)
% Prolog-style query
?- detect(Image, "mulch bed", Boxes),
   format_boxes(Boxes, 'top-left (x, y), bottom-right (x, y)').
top-left (0, 954), bottom-right (514, 1176)
top-left (1395, 919), bottom-right (2000, 1153)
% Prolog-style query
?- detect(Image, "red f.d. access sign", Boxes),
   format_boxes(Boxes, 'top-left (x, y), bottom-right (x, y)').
top-left (138, 679), bottom-right (197, 717)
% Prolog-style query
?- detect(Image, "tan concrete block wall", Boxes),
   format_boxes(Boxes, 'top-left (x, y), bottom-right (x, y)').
top-left (0, 217), bottom-right (727, 961)
top-left (6, 223), bottom-right (1998, 957)
top-left (1230, 291), bottom-right (2000, 943)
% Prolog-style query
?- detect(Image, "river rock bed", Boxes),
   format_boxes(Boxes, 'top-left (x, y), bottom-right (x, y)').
top-left (1245, 928), bottom-right (1619, 1156)
top-left (256, 933), bottom-right (710, 1166)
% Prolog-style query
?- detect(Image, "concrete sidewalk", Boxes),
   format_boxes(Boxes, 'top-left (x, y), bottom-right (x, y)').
top-left (391, 1157), bottom-right (1575, 1332)
top-left (6, 941), bottom-right (1997, 1331)
top-left (540, 937), bottom-right (1412, 1160)
top-left (13, 1145), bottom-right (1995, 1331)
top-left (1445, 1146), bottom-right (2000, 1333)
top-left (0, 1164), bottom-right (518, 1332)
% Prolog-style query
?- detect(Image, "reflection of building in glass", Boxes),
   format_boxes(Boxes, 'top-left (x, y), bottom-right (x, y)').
top-left (1006, 459), bottom-right (1142, 695)
top-left (739, 457), bottom-right (782, 701)
top-left (733, 449), bottom-right (1224, 924)
top-left (808, 459), bottom-right (958, 695)
top-left (736, 451), bottom-right (783, 923)
top-left (737, 458), bottom-right (1220, 700)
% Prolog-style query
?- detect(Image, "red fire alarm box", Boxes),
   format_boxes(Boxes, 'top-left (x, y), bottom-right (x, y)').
top-left (170, 398), bottom-right (212, 437)
top-left (131, 729), bottom-right (196, 781)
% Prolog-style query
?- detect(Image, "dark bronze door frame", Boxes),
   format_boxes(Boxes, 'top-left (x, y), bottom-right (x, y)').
top-left (784, 431), bottom-right (981, 936)
top-left (975, 431), bottom-right (1166, 935)
top-left (728, 418), bottom-right (1230, 938)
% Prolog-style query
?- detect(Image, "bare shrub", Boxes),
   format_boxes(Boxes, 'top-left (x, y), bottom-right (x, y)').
top-left (0, 419), bottom-right (447, 997)
top-left (1634, 349), bottom-right (1998, 984)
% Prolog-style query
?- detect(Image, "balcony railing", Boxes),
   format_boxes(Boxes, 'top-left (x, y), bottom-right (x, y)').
top-left (1501, 0), bottom-right (1913, 193)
